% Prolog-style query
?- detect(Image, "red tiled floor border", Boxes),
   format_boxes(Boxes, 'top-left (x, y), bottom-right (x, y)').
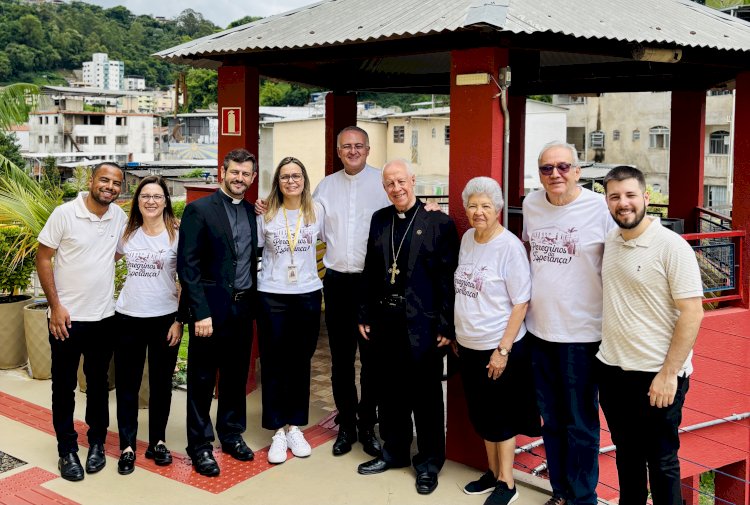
top-left (0, 391), bottom-right (337, 494)
top-left (0, 467), bottom-right (80, 505)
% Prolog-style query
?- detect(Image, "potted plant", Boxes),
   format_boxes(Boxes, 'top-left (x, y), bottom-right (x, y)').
top-left (0, 225), bottom-right (35, 368)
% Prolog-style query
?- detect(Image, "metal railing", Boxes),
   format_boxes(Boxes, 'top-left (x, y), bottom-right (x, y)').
top-left (682, 228), bottom-right (744, 304)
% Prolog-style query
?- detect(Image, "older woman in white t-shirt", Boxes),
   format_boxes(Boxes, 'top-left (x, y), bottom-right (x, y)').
top-left (256, 156), bottom-right (324, 464)
top-left (114, 176), bottom-right (182, 476)
top-left (453, 177), bottom-right (541, 505)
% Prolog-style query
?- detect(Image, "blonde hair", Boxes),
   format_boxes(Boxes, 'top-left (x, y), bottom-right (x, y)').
top-left (264, 156), bottom-right (316, 225)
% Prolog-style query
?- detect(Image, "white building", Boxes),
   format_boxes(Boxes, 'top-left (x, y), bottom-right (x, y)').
top-left (82, 53), bottom-right (125, 91)
top-left (124, 76), bottom-right (146, 91)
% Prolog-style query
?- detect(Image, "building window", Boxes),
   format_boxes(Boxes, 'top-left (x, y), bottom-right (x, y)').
top-left (444, 125), bottom-right (450, 145)
top-left (94, 136), bottom-right (107, 145)
top-left (53, 136), bottom-right (58, 144)
top-left (38, 117), bottom-right (43, 124)
top-left (590, 130), bottom-right (605, 148)
top-left (709, 130), bottom-right (730, 155)
top-left (75, 136), bottom-right (89, 145)
top-left (393, 126), bottom-right (405, 143)
top-left (649, 126), bottom-right (670, 149)
top-left (116, 117), bottom-right (127, 126)
top-left (37, 136), bottom-right (42, 143)
top-left (44, 136), bottom-right (49, 144)
top-left (431, 128), bottom-right (436, 138)
top-left (54, 116), bottom-right (59, 124)
top-left (115, 136), bottom-right (128, 145)
top-left (704, 185), bottom-right (728, 211)
top-left (633, 129), bottom-right (641, 141)
top-left (612, 130), bottom-right (620, 141)
top-left (44, 116), bottom-right (49, 124)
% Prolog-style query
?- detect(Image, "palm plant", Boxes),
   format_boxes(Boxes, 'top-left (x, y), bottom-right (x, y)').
top-left (0, 83), bottom-right (60, 271)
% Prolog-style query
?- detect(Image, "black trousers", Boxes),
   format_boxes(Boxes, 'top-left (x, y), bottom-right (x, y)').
top-left (49, 317), bottom-right (115, 457)
top-left (256, 290), bottom-right (321, 430)
top-left (323, 269), bottom-right (378, 431)
top-left (598, 361), bottom-right (689, 505)
top-left (373, 308), bottom-right (445, 475)
top-left (114, 312), bottom-right (179, 450)
top-left (185, 296), bottom-right (254, 456)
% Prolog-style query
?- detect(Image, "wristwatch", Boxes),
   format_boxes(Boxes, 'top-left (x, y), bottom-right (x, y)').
top-left (498, 346), bottom-right (510, 356)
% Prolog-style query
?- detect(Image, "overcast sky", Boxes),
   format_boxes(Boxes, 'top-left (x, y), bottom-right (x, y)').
top-left (79, 0), bottom-right (318, 28)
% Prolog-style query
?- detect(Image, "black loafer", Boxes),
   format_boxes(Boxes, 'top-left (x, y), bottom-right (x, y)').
top-left (192, 449), bottom-right (220, 477)
top-left (332, 428), bottom-right (357, 456)
top-left (58, 452), bottom-right (84, 482)
top-left (358, 428), bottom-right (382, 457)
top-left (221, 439), bottom-right (254, 461)
top-left (85, 443), bottom-right (106, 474)
top-left (117, 451), bottom-right (135, 475)
top-left (416, 472), bottom-right (439, 494)
top-left (145, 444), bottom-right (173, 466)
top-left (357, 457), bottom-right (390, 475)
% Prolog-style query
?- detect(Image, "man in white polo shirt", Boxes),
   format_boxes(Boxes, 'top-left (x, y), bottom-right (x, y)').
top-left (37, 162), bottom-right (127, 482)
top-left (598, 165), bottom-right (704, 505)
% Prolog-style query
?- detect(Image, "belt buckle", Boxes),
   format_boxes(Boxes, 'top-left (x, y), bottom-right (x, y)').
top-left (233, 290), bottom-right (244, 302)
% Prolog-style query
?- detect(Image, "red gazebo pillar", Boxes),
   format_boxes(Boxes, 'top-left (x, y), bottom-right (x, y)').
top-left (446, 46), bottom-right (509, 469)
top-left (733, 71), bottom-right (750, 308)
top-left (668, 90), bottom-right (705, 233)
top-left (325, 92), bottom-right (357, 176)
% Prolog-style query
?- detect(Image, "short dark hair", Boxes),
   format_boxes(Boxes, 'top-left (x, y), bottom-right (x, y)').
top-left (603, 165), bottom-right (646, 192)
top-left (92, 161), bottom-right (123, 178)
top-left (223, 148), bottom-right (258, 172)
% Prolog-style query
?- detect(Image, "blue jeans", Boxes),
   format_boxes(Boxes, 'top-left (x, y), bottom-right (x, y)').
top-left (530, 334), bottom-right (600, 505)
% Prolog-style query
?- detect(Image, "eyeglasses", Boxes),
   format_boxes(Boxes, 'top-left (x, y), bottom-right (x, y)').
top-left (279, 173), bottom-right (303, 183)
top-left (139, 194), bottom-right (165, 202)
top-left (339, 143), bottom-right (368, 151)
top-left (539, 162), bottom-right (573, 176)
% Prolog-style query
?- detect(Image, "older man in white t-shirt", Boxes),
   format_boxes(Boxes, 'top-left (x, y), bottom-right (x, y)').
top-left (598, 166), bottom-right (703, 505)
top-left (522, 142), bottom-right (615, 505)
top-left (37, 162), bottom-right (127, 482)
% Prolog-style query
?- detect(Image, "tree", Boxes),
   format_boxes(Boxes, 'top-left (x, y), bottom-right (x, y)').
top-left (260, 81), bottom-right (310, 106)
top-left (42, 156), bottom-right (60, 190)
top-left (227, 16), bottom-right (262, 29)
top-left (186, 68), bottom-right (218, 110)
top-left (0, 131), bottom-right (26, 170)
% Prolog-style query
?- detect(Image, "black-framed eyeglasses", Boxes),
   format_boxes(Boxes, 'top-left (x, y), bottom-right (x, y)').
top-left (539, 162), bottom-right (573, 176)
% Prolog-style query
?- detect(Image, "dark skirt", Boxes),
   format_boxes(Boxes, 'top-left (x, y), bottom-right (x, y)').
top-left (458, 336), bottom-right (542, 442)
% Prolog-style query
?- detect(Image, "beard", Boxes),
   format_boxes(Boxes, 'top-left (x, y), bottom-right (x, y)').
top-left (613, 204), bottom-right (647, 230)
top-left (223, 180), bottom-right (248, 197)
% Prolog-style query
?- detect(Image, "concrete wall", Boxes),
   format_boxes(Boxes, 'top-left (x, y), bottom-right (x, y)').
top-left (524, 101), bottom-right (568, 190)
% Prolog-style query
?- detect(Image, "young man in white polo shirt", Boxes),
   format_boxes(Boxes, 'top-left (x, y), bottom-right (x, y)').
top-left (598, 166), bottom-right (704, 505)
top-left (37, 162), bottom-right (127, 482)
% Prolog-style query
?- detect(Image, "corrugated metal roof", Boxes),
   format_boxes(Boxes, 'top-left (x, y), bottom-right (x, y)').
top-left (156, 0), bottom-right (750, 62)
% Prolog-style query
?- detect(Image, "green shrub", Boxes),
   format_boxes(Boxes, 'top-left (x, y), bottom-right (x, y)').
top-left (172, 200), bottom-right (186, 219)
top-left (0, 226), bottom-right (35, 295)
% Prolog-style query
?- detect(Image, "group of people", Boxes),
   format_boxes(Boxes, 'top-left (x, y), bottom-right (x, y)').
top-left (36, 131), bottom-right (703, 505)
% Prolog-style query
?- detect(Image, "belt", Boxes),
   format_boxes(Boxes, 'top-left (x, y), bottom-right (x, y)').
top-left (232, 289), bottom-right (252, 302)
top-left (380, 294), bottom-right (406, 308)
top-left (326, 269), bottom-right (362, 278)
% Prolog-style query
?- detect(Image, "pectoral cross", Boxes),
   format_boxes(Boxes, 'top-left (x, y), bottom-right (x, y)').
top-left (388, 261), bottom-right (400, 284)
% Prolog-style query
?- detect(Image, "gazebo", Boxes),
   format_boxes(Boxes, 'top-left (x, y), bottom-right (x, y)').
top-left (157, 1), bottom-right (750, 502)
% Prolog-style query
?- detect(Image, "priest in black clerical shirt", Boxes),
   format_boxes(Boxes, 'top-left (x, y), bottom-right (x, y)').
top-left (357, 158), bottom-right (459, 495)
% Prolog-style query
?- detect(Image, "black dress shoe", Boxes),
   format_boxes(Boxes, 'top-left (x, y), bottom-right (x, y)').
top-left (358, 428), bottom-right (382, 457)
top-left (58, 452), bottom-right (84, 482)
top-left (221, 439), bottom-right (254, 461)
top-left (117, 451), bottom-right (135, 475)
top-left (85, 443), bottom-right (106, 474)
top-left (332, 428), bottom-right (357, 456)
top-left (145, 444), bottom-right (173, 466)
top-left (192, 449), bottom-right (220, 477)
top-left (357, 457), bottom-right (390, 475)
top-left (416, 472), bottom-right (439, 494)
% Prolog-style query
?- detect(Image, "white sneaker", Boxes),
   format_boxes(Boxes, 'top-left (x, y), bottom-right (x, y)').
top-left (268, 430), bottom-right (288, 464)
top-left (285, 426), bottom-right (312, 458)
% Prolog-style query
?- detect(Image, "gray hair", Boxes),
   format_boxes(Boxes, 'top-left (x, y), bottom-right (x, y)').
top-left (336, 126), bottom-right (369, 147)
top-left (537, 141), bottom-right (580, 166)
top-left (461, 176), bottom-right (504, 211)
top-left (382, 158), bottom-right (415, 178)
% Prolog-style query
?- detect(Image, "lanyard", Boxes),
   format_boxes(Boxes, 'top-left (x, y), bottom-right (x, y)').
top-left (282, 206), bottom-right (303, 265)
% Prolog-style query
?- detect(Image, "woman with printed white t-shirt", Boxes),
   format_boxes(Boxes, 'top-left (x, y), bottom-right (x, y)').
top-left (453, 177), bottom-right (541, 505)
top-left (256, 157), bottom-right (324, 464)
top-left (114, 176), bottom-right (182, 475)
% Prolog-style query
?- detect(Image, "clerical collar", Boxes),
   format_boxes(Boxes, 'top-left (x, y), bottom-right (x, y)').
top-left (395, 201), bottom-right (419, 220)
top-left (219, 187), bottom-right (243, 205)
